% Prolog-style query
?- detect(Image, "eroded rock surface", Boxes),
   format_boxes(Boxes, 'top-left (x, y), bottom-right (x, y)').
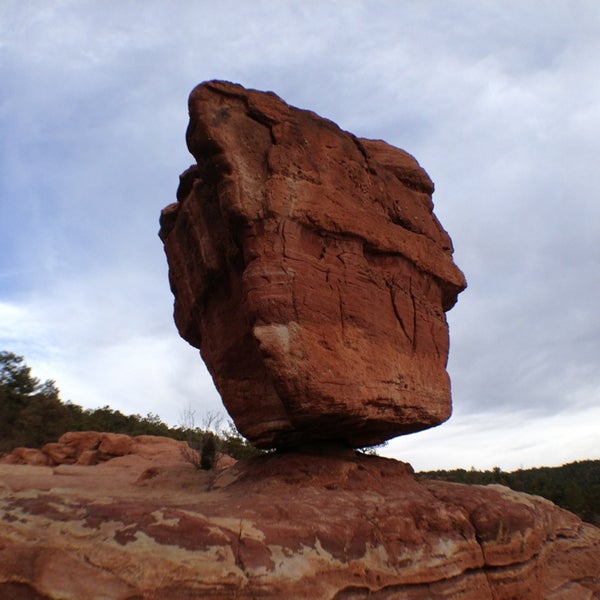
top-left (0, 431), bottom-right (194, 467)
top-left (1, 441), bottom-right (598, 599)
top-left (159, 81), bottom-right (467, 449)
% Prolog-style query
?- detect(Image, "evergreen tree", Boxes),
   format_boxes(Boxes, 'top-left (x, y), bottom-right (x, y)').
top-left (0, 352), bottom-right (59, 452)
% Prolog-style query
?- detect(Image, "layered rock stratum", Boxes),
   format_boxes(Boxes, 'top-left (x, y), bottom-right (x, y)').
top-left (159, 80), bottom-right (467, 449)
top-left (1, 435), bottom-right (599, 599)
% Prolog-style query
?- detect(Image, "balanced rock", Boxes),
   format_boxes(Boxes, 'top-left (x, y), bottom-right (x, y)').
top-left (159, 81), bottom-right (467, 448)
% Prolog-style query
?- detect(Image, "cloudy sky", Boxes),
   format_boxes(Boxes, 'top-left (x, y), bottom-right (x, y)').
top-left (1, 1), bottom-right (598, 471)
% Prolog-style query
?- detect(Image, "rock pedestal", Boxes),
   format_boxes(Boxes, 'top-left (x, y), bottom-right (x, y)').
top-left (1, 448), bottom-right (599, 599)
top-left (159, 81), bottom-right (467, 448)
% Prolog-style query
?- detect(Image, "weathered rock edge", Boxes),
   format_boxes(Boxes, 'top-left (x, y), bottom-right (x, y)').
top-left (1, 445), bottom-right (598, 599)
top-left (159, 80), bottom-right (467, 449)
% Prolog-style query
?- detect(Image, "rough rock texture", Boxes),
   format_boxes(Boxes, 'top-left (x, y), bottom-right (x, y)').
top-left (1, 440), bottom-right (599, 599)
top-left (159, 81), bottom-right (467, 449)
top-left (0, 431), bottom-right (193, 467)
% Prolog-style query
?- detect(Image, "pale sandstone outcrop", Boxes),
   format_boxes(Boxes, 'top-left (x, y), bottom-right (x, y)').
top-left (159, 81), bottom-right (467, 449)
top-left (0, 431), bottom-right (195, 467)
top-left (0, 444), bottom-right (598, 599)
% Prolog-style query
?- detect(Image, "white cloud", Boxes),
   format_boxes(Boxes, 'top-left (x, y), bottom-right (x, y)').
top-left (384, 403), bottom-right (600, 472)
top-left (0, 275), bottom-right (225, 427)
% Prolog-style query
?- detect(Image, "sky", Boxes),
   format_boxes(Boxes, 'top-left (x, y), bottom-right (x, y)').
top-left (1, 1), bottom-right (599, 472)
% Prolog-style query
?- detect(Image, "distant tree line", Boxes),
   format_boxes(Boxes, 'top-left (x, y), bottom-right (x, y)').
top-left (419, 461), bottom-right (600, 526)
top-left (0, 351), bottom-right (260, 461)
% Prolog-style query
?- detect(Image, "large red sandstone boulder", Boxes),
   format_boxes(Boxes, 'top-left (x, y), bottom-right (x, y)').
top-left (1, 449), bottom-right (598, 599)
top-left (159, 81), bottom-right (467, 449)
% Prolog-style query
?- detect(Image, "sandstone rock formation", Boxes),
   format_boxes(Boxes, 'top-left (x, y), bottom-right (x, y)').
top-left (1, 442), bottom-right (599, 599)
top-left (0, 431), bottom-right (195, 467)
top-left (159, 81), bottom-right (467, 449)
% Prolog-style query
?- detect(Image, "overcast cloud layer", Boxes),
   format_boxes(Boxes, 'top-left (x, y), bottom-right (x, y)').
top-left (1, 1), bottom-right (598, 471)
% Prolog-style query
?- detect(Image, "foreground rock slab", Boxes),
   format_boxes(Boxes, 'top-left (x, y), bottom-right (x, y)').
top-left (1, 444), bottom-right (598, 599)
top-left (159, 80), bottom-right (467, 449)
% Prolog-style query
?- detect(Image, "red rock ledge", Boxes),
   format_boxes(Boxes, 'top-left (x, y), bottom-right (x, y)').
top-left (1, 434), bottom-right (598, 599)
